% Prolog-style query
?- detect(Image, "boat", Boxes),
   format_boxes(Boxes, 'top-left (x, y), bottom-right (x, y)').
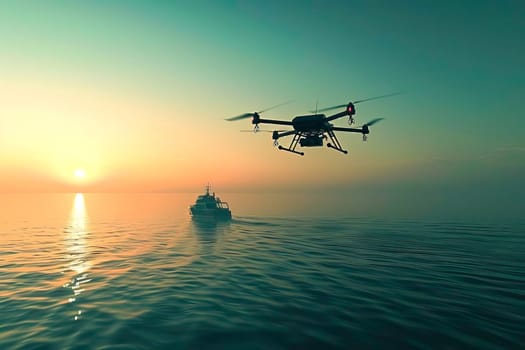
top-left (190, 185), bottom-right (232, 220)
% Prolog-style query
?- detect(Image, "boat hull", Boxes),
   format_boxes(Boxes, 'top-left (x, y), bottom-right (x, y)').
top-left (190, 207), bottom-right (232, 221)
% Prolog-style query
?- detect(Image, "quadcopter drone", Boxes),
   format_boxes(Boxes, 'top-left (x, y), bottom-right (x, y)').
top-left (226, 93), bottom-right (399, 156)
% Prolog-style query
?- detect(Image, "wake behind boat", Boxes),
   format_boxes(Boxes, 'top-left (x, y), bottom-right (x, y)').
top-left (190, 185), bottom-right (232, 220)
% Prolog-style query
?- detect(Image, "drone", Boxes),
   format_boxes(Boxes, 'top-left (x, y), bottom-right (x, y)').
top-left (226, 93), bottom-right (399, 156)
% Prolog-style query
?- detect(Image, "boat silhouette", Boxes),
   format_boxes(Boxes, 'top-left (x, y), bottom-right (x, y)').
top-left (190, 185), bottom-right (232, 221)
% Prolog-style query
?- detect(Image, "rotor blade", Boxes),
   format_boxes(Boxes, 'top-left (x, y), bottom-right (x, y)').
top-left (315, 104), bottom-right (347, 113)
top-left (363, 118), bottom-right (384, 127)
top-left (354, 92), bottom-right (402, 104)
top-left (258, 100), bottom-right (294, 113)
top-left (226, 100), bottom-right (293, 121)
top-left (315, 92), bottom-right (402, 113)
top-left (225, 112), bottom-right (255, 121)
top-left (240, 129), bottom-right (287, 133)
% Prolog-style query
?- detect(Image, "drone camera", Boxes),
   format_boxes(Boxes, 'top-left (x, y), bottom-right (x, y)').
top-left (299, 135), bottom-right (324, 147)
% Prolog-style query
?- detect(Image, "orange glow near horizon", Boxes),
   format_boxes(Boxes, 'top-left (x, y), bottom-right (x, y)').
top-left (0, 74), bottom-right (419, 193)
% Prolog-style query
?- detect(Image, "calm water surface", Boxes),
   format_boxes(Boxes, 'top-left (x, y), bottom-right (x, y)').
top-left (1, 194), bottom-right (524, 349)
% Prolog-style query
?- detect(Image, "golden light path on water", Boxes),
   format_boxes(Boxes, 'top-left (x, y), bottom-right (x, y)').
top-left (65, 193), bottom-right (90, 321)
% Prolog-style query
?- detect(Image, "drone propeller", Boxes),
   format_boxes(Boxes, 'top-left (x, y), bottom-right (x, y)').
top-left (354, 92), bottom-right (402, 104)
top-left (360, 118), bottom-right (384, 141)
top-left (315, 92), bottom-right (401, 113)
top-left (240, 129), bottom-right (286, 133)
top-left (363, 117), bottom-right (384, 127)
top-left (226, 113), bottom-right (255, 121)
top-left (226, 100), bottom-right (293, 121)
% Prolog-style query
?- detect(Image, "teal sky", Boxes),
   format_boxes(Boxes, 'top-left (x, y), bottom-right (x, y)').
top-left (1, 1), bottom-right (523, 220)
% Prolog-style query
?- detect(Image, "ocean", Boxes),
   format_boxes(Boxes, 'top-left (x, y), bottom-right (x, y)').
top-left (1, 193), bottom-right (523, 349)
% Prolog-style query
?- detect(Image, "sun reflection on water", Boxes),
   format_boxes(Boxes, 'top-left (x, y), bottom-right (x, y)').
top-left (64, 193), bottom-right (91, 320)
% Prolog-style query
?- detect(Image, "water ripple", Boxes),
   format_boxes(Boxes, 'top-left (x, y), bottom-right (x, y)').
top-left (1, 214), bottom-right (524, 349)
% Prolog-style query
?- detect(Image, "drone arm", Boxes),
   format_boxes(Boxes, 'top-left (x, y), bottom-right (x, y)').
top-left (331, 126), bottom-right (364, 134)
top-left (256, 118), bottom-right (294, 126)
top-left (272, 130), bottom-right (296, 140)
top-left (325, 111), bottom-right (349, 122)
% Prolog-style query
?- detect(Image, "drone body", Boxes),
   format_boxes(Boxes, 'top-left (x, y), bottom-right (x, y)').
top-left (227, 94), bottom-right (398, 156)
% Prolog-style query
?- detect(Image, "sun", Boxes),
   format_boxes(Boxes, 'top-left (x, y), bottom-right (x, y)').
top-left (74, 169), bottom-right (86, 179)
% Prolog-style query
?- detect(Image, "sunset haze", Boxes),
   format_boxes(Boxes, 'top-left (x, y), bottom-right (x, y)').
top-left (1, 1), bottom-right (523, 219)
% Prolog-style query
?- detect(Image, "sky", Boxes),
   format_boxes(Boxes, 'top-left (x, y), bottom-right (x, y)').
top-left (0, 1), bottom-right (523, 219)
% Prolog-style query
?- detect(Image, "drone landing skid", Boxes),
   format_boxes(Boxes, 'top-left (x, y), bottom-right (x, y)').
top-left (327, 143), bottom-right (348, 154)
top-left (277, 133), bottom-right (305, 156)
top-left (275, 130), bottom-right (349, 156)
top-left (278, 145), bottom-right (304, 156)
top-left (326, 130), bottom-right (348, 154)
